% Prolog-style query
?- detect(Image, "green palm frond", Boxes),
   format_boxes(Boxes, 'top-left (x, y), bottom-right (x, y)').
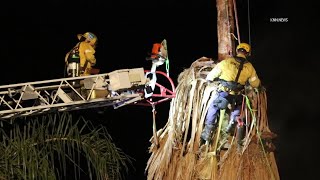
top-left (0, 112), bottom-right (131, 180)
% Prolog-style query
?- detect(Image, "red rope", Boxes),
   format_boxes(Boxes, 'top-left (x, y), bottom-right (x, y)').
top-left (233, 0), bottom-right (241, 44)
top-left (237, 95), bottom-right (246, 127)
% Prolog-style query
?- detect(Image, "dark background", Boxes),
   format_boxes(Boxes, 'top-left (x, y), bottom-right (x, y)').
top-left (1, 0), bottom-right (319, 179)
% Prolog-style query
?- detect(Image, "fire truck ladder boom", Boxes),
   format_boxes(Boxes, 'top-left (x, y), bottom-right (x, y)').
top-left (0, 67), bottom-right (168, 119)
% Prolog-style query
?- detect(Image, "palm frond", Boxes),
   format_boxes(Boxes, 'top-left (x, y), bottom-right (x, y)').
top-left (146, 57), bottom-right (280, 180)
top-left (0, 112), bottom-right (131, 180)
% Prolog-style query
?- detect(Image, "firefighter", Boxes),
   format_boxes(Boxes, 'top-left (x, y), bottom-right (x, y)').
top-left (200, 43), bottom-right (261, 147)
top-left (65, 32), bottom-right (98, 77)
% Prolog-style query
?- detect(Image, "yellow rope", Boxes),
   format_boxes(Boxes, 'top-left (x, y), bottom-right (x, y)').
top-left (213, 109), bottom-right (226, 155)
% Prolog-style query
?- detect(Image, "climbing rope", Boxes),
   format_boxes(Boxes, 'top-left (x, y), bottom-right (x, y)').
top-left (247, 0), bottom-right (252, 55)
top-left (165, 57), bottom-right (170, 77)
top-left (244, 95), bottom-right (275, 180)
top-left (232, 0), bottom-right (241, 44)
top-left (213, 109), bottom-right (226, 155)
top-left (225, 0), bottom-right (232, 56)
top-left (164, 40), bottom-right (170, 77)
top-left (152, 104), bottom-right (159, 148)
top-left (232, 0), bottom-right (252, 53)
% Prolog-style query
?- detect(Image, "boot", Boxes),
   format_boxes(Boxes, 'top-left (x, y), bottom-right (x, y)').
top-left (225, 121), bottom-right (236, 135)
top-left (236, 126), bottom-right (245, 153)
top-left (200, 124), bottom-right (215, 145)
top-left (218, 132), bottom-right (231, 150)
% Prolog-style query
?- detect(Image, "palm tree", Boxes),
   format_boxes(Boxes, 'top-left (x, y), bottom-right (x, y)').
top-left (0, 112), bottom-right (131, 180)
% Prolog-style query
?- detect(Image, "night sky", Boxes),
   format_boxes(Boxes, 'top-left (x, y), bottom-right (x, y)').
top-left (1, 0), bottom-right (319, 179)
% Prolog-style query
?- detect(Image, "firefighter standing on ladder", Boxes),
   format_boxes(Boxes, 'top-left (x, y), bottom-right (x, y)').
top-left (200, 43), bottom-right (261, 149)
top-left (64, 32), bottom-right (99, 100)
top-left (65, 32), bottom-right (98, 77)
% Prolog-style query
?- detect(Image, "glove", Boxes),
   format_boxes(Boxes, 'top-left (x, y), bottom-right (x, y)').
top-left (254, 84), bottom-right (265, 92)
top-left (244, 85), bottom-right (253, 94)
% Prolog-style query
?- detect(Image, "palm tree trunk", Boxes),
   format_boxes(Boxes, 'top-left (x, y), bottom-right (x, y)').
top-left (217, 0), bottom-right (235, 60)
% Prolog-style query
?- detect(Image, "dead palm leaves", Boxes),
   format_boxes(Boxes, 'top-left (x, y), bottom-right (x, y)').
top-left (146, 57), bottom-right (279, 180)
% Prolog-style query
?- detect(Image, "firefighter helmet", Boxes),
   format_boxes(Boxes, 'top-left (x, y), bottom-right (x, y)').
top-left (236, 43), bottom-right (251, 53)
top-left (77, 32), bottom-right (98, 46)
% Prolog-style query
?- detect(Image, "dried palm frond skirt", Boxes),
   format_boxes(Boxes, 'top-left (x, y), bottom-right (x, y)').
top-left (145, 57), bottom-right (280, 180)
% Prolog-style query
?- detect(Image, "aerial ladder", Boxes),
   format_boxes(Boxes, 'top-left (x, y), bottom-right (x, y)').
top-left (0, 40), bottom-right (175, 119)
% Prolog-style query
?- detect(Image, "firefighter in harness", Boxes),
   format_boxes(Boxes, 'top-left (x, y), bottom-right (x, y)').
top-left (65, 32), bottom-right (98, 77)
top-left (64, 32), bottom-right (99, 99)
top-left (200, 43), bottom-right (261, 147)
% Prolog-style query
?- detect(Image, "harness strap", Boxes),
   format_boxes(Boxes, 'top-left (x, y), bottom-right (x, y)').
top-left (234, 57), bottom-right (246, 83)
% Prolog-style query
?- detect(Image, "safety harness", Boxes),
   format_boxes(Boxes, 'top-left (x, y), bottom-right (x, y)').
top-left (234, 57), bottom-right (246, 84)
top-left (232, 57), bottom-right (247, 129)
top-left (219, 57), bottom-right (247, 93)
top-left (67, 42), bottom-right (81, 63)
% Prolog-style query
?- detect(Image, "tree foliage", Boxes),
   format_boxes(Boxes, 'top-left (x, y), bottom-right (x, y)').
top-left (0, 112), bottom-right (131, 180)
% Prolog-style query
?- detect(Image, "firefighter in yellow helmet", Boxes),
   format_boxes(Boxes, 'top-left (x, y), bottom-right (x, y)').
top-left (65, 32), bottom-right (98, 77)
top-left (200, 42), bottom-right (261, 149)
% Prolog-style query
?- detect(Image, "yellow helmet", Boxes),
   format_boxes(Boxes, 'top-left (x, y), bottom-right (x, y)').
top-left (236, 43), bottom-right (251, 53)
top-left (77, 32), bottom-right (98, 46)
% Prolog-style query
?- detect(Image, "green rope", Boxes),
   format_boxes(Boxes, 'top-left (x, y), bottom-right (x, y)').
top-left (244, 95), bottom-right (275, 180)
top-left (164, 39), bottom-right (170, 76)
top-left (165, 59), bottom-right (170, 76)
